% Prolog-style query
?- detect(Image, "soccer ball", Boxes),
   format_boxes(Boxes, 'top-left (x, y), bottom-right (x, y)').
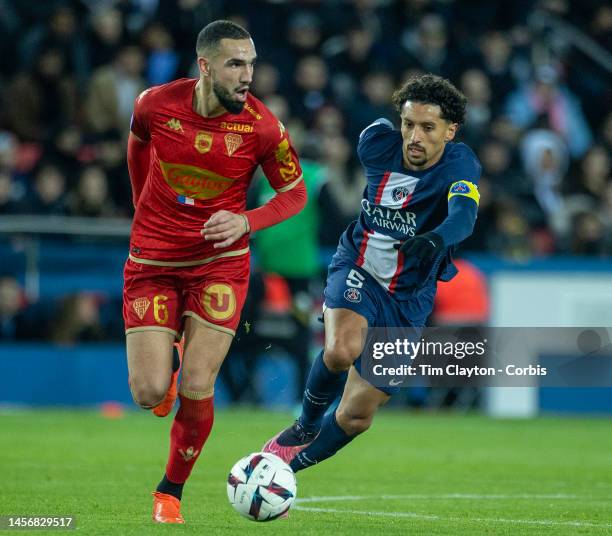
top-left (227, 452), bottom-right (297, 521)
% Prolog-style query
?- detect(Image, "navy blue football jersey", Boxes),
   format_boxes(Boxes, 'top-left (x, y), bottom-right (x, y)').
top-left (334, 118), bottom-right (482, 300)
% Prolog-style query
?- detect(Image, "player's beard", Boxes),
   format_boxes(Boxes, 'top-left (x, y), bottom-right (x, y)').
top-left (405, 145), bottom-right (428, 166)
top-left (213, 81), bottom-right (245, 114)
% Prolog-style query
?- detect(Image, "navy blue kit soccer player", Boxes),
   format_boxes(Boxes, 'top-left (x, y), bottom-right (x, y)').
top-left (263, 74), bottom-right (481, 471)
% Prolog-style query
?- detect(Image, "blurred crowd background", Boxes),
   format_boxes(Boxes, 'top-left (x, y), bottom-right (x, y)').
top-left (1, 0), bottom-right (611, 405)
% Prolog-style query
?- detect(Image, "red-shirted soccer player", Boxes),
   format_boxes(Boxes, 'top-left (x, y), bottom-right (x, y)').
top-left (124, 20), bottom-right (306, 524)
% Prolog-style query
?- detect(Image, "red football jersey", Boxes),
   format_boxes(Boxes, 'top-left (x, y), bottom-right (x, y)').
top-left (129, 78), bottom-right (303, 265)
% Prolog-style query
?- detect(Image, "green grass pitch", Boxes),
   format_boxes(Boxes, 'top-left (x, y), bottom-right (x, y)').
top-left (1, 408), bottom-right (611, 535)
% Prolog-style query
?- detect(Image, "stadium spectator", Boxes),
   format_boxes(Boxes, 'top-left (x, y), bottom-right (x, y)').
top-left (574, 145), bottom-right (611, 202)
top-left (347, 70), bottom-right (396, 141)
top-left (30, 161), bottom-right (69, 215)
top-left (5, 47), bottom-right (77, 143)
top-left (520, 128), bottom-right (569, 224)
top-left (155, 0), bottom-right (224, 75)
top-left (68, 165), bottom-right (116, 218)
top-left (490, 198), bottom-right (533, 259)
top-left (252, 62), bottom-right (281, 102)
top-left (284, 11), bottom-right (323, 68)
top-left (87, 8), bottom-right (125, 69)
top-left (398, 14), bottom-right (459, 79)
top-left (141, 22), bottom-right (180, 85)
top-left (326, 21), bottom-right (381, 104)
top-left (570, 211), bottom-right (608, 256)
top-left (476, 31), bottom-right (517, 113)
top-left (50, 292), bottom-right (106, 344)
top-left (48, 124), bottom-right (85, 179)
top-left (505, 64), bottom-right (593, 157)
top-left (317, 135), bottom-right (365, 248)
top-left (0, 276), bottom-right (32, 340)
top-left (460, 69), bottom-right (493, 147)
top-left (18, 5), bottom-right (89, 85)
top-left (600, 112), bottom-right (612, 151)
top-left (0, 132), bottom-right (28, 213)
top-left (599, 181), bottom-right (612, 231)
top-left (289, 55), bottom-right (331, 124)
top-left (84, 45), bottom-right (146, 138)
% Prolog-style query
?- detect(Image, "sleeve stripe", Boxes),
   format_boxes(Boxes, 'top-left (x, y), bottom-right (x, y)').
top-left (275, 174), bottom-right (303, 193)
top-left (448, 180), bottom-right (480, 206)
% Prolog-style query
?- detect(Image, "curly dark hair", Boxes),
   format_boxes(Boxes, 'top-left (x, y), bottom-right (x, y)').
top-left (391, 74), bottom-right (467, 125)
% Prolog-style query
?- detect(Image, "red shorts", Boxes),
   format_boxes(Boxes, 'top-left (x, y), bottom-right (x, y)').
top-left (123, 253), bottom-right (250, 338)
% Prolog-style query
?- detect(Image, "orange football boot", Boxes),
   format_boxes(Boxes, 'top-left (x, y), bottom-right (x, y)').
top-left (152, 491), bottom-right (185, 524)
top-left (153, 337), bottom-right (184, 417)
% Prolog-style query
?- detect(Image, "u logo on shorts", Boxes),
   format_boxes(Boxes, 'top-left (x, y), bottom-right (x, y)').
top-left (202, 283), bottom-right (236, 321)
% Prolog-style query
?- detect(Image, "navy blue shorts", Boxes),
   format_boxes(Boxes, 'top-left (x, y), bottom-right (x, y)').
top-left (323, 259), bottom-right (436, 395)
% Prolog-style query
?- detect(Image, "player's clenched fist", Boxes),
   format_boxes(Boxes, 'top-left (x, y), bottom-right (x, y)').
top-left (394, 231), bottom-right (444, 261)
top-left (201, 210), bottom-right (250, 249)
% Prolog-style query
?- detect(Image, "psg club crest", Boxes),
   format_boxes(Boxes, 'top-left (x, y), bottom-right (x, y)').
top-left (392, 186), bottom-right (410, 202)
top-left (344, 288), bottom-right (361, 303)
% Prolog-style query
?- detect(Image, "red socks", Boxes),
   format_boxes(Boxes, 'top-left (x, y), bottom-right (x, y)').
top-left (165, 393), bottom-right (214, 484)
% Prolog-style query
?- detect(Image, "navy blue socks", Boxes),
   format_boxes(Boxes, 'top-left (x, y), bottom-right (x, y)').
top-left (298, 351), bottom-right (347, 433)
top-left (290, 411), bottom-right (354, 472)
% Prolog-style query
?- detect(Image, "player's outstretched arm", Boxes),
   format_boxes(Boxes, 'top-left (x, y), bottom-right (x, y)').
top-left (127, 132), bottom-right (151, 208)
top-left (395, 182), bottom-right (479, 259)
top-left (243, 179), bottom-right (307, 232)
top-left (201, 180), bottom-right (307, 249)
top-left (433, 197), bottom-right (478, 246)
top-left (431, 181), bottom-right (479, 246)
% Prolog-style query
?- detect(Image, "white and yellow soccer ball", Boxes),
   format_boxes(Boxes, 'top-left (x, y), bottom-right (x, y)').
top-left (227, 452), bottom-right (297, 521)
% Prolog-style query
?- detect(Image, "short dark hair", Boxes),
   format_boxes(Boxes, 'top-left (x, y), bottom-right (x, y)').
top-left (391, 74), bottom-right (467, 125)
top-left (196, 20), bottom-right (251, 57)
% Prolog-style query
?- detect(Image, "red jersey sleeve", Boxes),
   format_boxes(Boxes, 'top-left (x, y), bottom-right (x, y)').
top-left (130, 88), bottom-right (154, 141)
top-left (258, 118), bottom-right (303, 192)
top-left (242, 114), bottom-right (306, 232)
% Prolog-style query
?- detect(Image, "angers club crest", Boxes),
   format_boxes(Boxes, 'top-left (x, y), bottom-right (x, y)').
top-left (132, 297), bottom-right (151, 320)
top-left (224, 134), bottom-right (243, 156)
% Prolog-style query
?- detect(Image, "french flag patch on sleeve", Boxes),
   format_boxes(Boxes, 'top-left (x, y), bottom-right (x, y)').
top-left (177, 195), bottom-right (195, 205)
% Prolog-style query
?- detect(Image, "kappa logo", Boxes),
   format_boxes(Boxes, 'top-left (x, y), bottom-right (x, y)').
top-left (165, 118), bottom-right (183, 132)
top-left (392, 186), bottom-right (410, 202)
top-left (194, 131), bottom-right (213, 154)
top-left (132, 297), bottom-right (151, 320)
top-left (202, 283), bottom-right (236, 321)
top-left (178, 446), bottom-right (200, 462)
top-left (344, 288), bottom-right (362, 303)
top-left (224, 133), bottom-right (243, 156)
